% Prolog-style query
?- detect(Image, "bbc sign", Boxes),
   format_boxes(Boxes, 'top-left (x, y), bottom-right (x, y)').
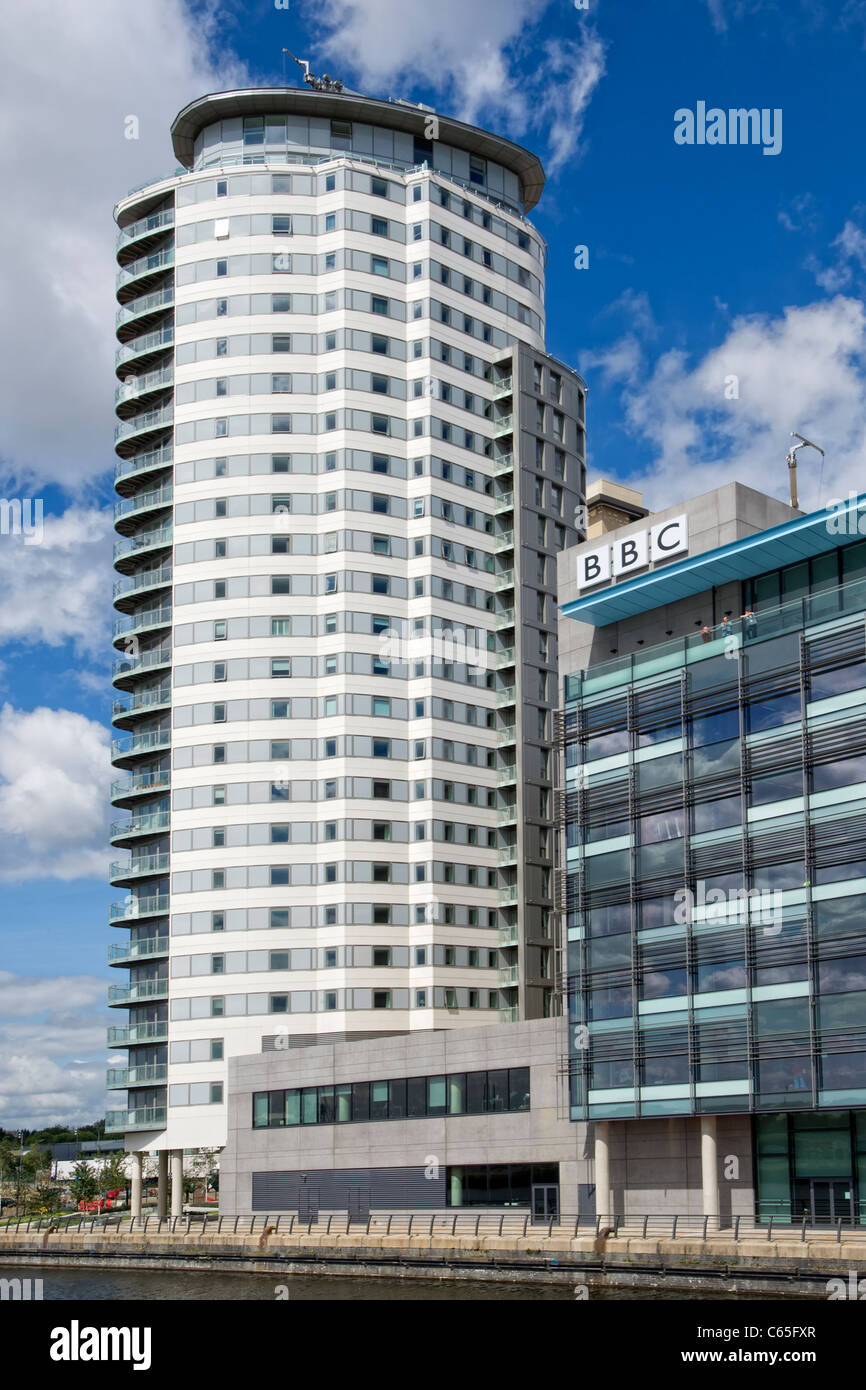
top-left (576, 516), bottom-right (689, 591)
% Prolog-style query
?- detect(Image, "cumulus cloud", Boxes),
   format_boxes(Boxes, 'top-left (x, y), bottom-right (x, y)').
top-left (0, 705), bottom-right (112, 881)
top-left (809, 215), bottom-right (866, 293)
top-left (308, 0), bottom-right (605, 174)
top-left (584, 295), bottom-right (866, 512)
top-left (0, 0), bottom-right (248, 492)
top-left (0, 974), bottom-right (109, 1128)
top-left (0, 507), bottom-right (113, 656)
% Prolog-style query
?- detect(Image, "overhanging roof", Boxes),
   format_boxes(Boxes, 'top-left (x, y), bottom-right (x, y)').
top-left (561, 494), bottom-right (865, 627)
top-left (170, 88), bottom-right (546, 210)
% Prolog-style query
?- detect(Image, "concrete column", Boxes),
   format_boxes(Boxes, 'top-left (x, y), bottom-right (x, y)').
top-left (157, 1149), bottom-right (168, 1220)
top-left (170, 1148), bottom-right (183, 1218)
top-left (130, 1151), bottom-right (143, 1222)
top-left (594, 1121), bottom-right (611, 1221)
top-left (700, 1116), bottom-right (719, 1223)
top-left (449, 1167), bottom-right (464, 1208)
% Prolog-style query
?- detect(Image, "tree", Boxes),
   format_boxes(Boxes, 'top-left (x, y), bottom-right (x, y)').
top-left (98, 1151), bottom-right (128, 1198)
top-left (69, 1160), bottom-right (99, 1205)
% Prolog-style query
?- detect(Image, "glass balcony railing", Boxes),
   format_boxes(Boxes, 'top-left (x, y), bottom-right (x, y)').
top-left (567, 574), bottom-right (866, 699)
top-left (498, 685), bottom-right (516, 704)
top-left (115, 328), bottom-right (174, 369)
top-left (494, 491), bottom-right (514, 511)
top-left (117, 248), bottom-right (175, 288)
top-left (114, 487), bottom-right (173, 522)
top-left (105, 1107), bottom-right (167, 1132)
top-left (110, 852), bottom-right (170, 881)
top-left (112, 647), bottom-right (171, 679)
top-left (493, 376), bottom-right (513, 396)
top-left (494, 530), bottom-right (514, 550)
top-left (111, 729), bottom-right (170, 758)
top-left (112, 688), bottom-right (171, 719)
top-left (498, 805), bottom-right (518, 824)
top-left (493, 415), bottom-right (513, 434)
top-left (497, 569), bottom-right (514, 588)
top-left (115, 367), bottom-right (174, 407)
top-left (113, 606), bottom-right (172, 639)
top-left (108, 936), bottom-right (169, 964)
top-left (108, 1021), bottom-right (168, 1045)
top-left (498, 923), bottom-right (519, 946)
top-left (107, 1064), bottom-right (167, 1089)
top-left (498, 884), bottom-right (519, 904)
top-left (114, 527), bottom-right (172, 562)
top-left (116, 209), bottom-right (174, 246)
top-left (113, 566), bottom-right (172, 600)
top-left (115, 407), bottom-right (174, 444)
top-left (111, 769), bottom-right (171, 799)
top-left (108, 978), bottom-right (168, 1004)
top-left (493, 454), bottom-right (514, 473)
top-left (109, 895), bottom-right (169, 923)
top-left (116, 287), bottom-right (174, 327)
top-left (498, 965), bottom-right (520, 986)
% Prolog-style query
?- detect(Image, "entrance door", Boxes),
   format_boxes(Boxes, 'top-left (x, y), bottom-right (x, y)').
top-left (793, 1179), bottom-right (854, 1225)
top-left (531, 1184), bottom-right (560, 1222)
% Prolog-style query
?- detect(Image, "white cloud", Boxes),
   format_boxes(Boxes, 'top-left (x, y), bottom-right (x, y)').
top-left (590, 296), bottom-right (866, 512)
top-left (0, 705), bottom-right (112, 881)
top-left (309, 0), bottom-right (605, 174)
top-left (810, 216), bottom-right (866, 293)
top-left (0, 507), bottom-right (113, 656)
top-left (0, 0), bottom-right (248, 492)
top-left (0, 975), bottom-right (109, 1128)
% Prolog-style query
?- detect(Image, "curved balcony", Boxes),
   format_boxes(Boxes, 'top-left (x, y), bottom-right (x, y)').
top-left (105, 1107), bottom-right (167, 1133)
top-left (116, 247), bottom-right (175, 293)
top-left (113, 565), bottom-right (172, 609)
top-left (108, 978), bottom-right (169, 1006)
top-left (111, 729), bottom-right (171, 769)
top-left (115, 327), bottom-right (174, 375)
top-left (108, 1020), bottom-right (168, 1046)
top-left (113, 526), bottom-right (172, 571)
top-left (110, 852), bottom-right (170, 884)
top-left (112, 604), bottom-right (172, 647)
top-left (114, 405), bottom-right (174, 451)
top-left (107, 1064), bottom-right (168, 1089)
top-left (116, 207), bottom-right (174, 252)
top-left (115, 365), bottom-right (174, 409)
top-left (112, 688), bottom-right (171, 731)
top-left (110, 769), bottom-right (171, 806)
top-left (108, 935), bottom-right (169, 965)
top-left (109, 894), bottom-right (170, 924)
top-left (115, 287), bottom-right (173, 335)
top-left (112, 646), bottom-right (171, 687)
top-left (114, 486), bottom-right (173, 535)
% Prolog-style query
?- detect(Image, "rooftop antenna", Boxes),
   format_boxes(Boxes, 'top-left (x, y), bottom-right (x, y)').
top-left (785, 432), bottom-right (824, 510)
top-left (282, 48), bottom-right (344, 93)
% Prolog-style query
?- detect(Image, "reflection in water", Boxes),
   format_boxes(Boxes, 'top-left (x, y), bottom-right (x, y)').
top-left (1, 1266), bottom-right (813, 1301)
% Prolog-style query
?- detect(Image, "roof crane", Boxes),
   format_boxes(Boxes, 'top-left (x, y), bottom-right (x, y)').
top-left (785, 432), bottom-right (824, 510)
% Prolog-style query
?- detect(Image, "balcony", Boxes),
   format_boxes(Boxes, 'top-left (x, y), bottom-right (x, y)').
top-left (108, 978), bottom-right (169, 1005)
top-left (498, 844), bottom-right (518, 864)
top-left (497, 569), bottom-right (514, 589)
top-left (498, 804), bottom-right (518, 825)
top-left (493, 454), bottom-right (514, 475)
top-left (494, 530), bottom-right (514, 551)
top-left (108, 936), bottom-right (169, 965)
top-left (105, 1107), bottom-right (167, 1133)
top-left (109, 895), bottom-right (169, 924)
top-left (111, 769), bottom-right (170, 803)
top-left (109, 852), bottom-right (170, 884)
top-left (494, 491), bottom-right (514, 512)
top-left (116, 208), bottom-right (174, 248)
top-left (498, 884), bottom-right (519, 905)
top-left (114, 526), bottom-right (172, 566)
top-left (498, 923), bottom-right (519, 946)
top-left (494, 647), bottom-right (515, 667)
top-left (113, 566), bottom-right (172, 605)
top-left (117, 248), bottom-right (175, 290)
top-left (106, 1064), bottom-right (168, 1089)
top-left (112, 605), bottom-right (172, 643)
top-left (112, 689), bottom-right (172, 728)
top-left (115, 328), bottom-right (174, 373)
top-left (111, 728), bottom-right (171, 760)
top-left (496, 607), bottom-right (515, 627)
top-left (114, 482), bottom-right (173, 520)
top-left (112, 647), bottom-right (171, 681)
top-left (115, 406), bottom-right (174, 448)
top-left (498, 685), bottom-right (516, 704)
top-left (493, 414), bottom-right (513, 435)
top-left (114, 444), bottom-right (173, 492)
top-left (498, 965), bottom-right (520, 986)
top-left (493, 376), bottom-right (513, 397)
top-left (498, 1006), bottom-right (520, 1023)
top-left (108, 1021), bottom-right (168, 1046)
top-left (115, 366), bottom-right (174, 410)
top-left (116, 287), bottom-right (174, 330)
top-left (498, 765), bottom-right (517, 788)
top-left (496, 726), bottom-right (516, 746)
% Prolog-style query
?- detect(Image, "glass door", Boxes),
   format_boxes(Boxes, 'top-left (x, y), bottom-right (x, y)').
top-left (532, 1184), bottom-right (560, 1222)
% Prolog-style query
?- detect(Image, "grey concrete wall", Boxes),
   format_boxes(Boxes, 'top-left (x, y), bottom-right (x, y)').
top-left (220, 1017), bottom-right (596, 1215)
top-left (557, 482), bottom-right (800, 681)
top-left (610, 1116), bottom-right (754, 1219)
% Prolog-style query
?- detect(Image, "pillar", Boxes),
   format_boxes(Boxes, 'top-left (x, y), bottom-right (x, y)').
top-left (130, 1151), bottom-right (143, 1222)
top-left (449, 1167), bottom-right (464, 1208)
top-left (157, 1149), bottom-right (168, 1220)
top-left (594, 1121), bottom-right (611, 1222)
top-left (700, 1116), bottom-right (719, 1223)
top-left (170, 1148), bottom-right (183, 1218)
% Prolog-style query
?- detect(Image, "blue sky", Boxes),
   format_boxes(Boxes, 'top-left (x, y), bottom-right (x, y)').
top-left (1, 0), bottom-right (864, 1126)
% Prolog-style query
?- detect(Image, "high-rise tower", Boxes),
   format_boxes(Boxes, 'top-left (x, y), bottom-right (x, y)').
top-left (107, 83), bottom-right (586, 1160)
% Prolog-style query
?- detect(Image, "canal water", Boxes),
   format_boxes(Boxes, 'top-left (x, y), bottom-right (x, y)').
top-left (1, 1266), bottom-right (814, 1299)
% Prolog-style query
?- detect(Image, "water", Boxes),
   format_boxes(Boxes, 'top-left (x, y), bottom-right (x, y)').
top-left (0, 1265), bottom-right (812, 1300)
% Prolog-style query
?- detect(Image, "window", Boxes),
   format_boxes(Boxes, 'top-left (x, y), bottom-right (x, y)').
top-left (272, 215), bottom-right (292, 236)
top-left (271, 658), bottom-right (292, 678)
top-left (272, 414), bottom-right (292, 433)
top-left (272, 294), bottom-right (291, 313)
top-left (272, 334), bottom-right (291, 353)
top-left (371, 295), bottom-right (388, 315)
top-left (272, 374), bottom-right (292, 393)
